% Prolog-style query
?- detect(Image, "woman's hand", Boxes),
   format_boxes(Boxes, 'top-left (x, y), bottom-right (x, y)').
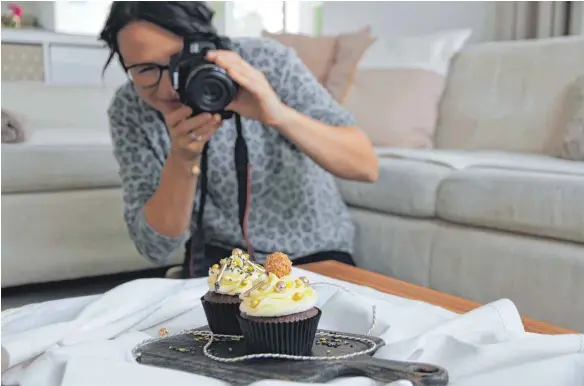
top-left (164, 106), bottom-right (222, 162)
top-left (206, 50), bottom-right (288, 127)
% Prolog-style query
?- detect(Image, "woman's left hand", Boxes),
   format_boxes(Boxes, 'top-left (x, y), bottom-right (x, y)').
top-left (206, 50), bottom-right (288, 127)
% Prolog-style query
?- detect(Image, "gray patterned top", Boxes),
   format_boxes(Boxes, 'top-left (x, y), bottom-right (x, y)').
top-left (107, 37), bottom-right (356, 265)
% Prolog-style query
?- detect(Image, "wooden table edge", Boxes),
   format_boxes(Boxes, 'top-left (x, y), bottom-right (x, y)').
top-left (299, 260), bottom-right (579, 335)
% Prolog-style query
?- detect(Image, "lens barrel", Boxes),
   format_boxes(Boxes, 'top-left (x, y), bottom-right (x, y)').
top-left (184, 63), bottom-right (238, 113)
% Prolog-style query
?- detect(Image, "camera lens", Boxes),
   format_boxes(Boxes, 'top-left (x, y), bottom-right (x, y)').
top-left (184, 64), bottom-right (238, 113)
top-left (201, 80), bottom-right (226, 105)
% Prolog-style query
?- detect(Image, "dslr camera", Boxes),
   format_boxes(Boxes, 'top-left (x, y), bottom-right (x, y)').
top-left (169, 33), bottom-right (239, 119)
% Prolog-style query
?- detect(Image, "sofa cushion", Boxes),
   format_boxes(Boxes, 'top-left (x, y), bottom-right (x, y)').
top-left (359, 148), bottom-right (584, 240)
top-left (437, 168), bottom-right (584, 244)
top-left (262, 31), bottom-right (337, 85)
top-left (324, 27), bottom-right (375, 102)
top-left (436, 35), bottom-right (584, 155)
top-left (337, 156), bottom-right (451, 218)
top-left (1, 128), bottom-right (121, 193)
top-left (1, 109), bottom-right (26, 143)
top-left (1, 82), bottom-right (117, 131)
top-left (376, 148), bottom-right (584, 175)
top-left (343, 29), bottom-right (471, 148)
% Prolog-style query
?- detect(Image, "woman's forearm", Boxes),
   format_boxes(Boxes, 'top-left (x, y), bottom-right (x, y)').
top-left (274, 105), bottom-right (379, 182)
top-left (143, 153), bottom-right (199, 237)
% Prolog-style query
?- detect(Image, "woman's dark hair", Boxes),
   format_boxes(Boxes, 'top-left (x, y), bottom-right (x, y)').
top-left (99, 1), bottom-right (217, 72)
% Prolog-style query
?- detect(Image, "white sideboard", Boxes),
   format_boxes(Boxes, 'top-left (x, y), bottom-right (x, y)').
top-left (1, 29), bottom-right (126, 87)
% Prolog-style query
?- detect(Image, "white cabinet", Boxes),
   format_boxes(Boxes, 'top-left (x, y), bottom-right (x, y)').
top-left (48, 44), bottom-right (106, 86)
top-left (1, 29), bottom-right (127, 88)
top-left (47, 44), bottom-right (126, 87)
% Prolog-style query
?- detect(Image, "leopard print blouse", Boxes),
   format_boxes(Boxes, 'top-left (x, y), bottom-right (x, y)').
top-left (107, 37), bottom-right (356, 265)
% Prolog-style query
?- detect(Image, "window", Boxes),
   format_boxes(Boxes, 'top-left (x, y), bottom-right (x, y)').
top-left (222, 1), bottom-right (322, 37)
top-left (47, 1), bottom-right (322, 37)
top-left (52, 1), bottom-right (113, 36)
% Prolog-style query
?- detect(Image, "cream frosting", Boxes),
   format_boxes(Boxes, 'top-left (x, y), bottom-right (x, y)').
top-left (239, 272), bottom-right (318, 317)
top-left (207, 254), bottom-right (262, 296)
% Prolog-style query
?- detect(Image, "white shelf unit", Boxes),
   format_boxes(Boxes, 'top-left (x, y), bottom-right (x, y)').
top-left (1, 29), bottom-right (126, 88)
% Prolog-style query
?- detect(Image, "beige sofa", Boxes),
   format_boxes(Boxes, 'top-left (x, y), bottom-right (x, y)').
top-left (339, 35), bottom-right (584, 332)
top-left (2, 35), bottom-right (582, 332)
top-left (1, 83), bottom-right (183, 288)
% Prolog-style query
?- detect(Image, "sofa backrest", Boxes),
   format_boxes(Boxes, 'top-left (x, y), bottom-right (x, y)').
top-left (436, 35), bottom-right (584, 156)
top-left (1, 81), bottom-right (119, 131)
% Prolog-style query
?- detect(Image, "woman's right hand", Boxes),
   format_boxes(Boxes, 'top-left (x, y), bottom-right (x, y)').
top-left (164, 106), bottom-right (223, 162)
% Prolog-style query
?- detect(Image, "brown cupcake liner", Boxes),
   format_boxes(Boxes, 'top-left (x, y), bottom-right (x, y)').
top-left (237, 308), bottom-right (322, 355)
top-left (200, 295), bottom-right (242, 335)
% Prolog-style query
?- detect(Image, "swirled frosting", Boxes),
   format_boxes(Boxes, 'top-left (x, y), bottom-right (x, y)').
top-left (207, 254), bottom-right (262, 296)
top-left (239, 272), bottom-right (318, 317)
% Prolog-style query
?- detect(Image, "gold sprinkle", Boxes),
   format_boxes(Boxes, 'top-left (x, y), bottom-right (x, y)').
top-left (275, 281), bottom-right (287, 292)
top-left (243, 253), bottom-right (250, 260)
top-left (286, 282), bottom-right (293, 288)
top-left (232, 248), bottom-right (243, 257)
top-left (251, 299), bottom-right (260, 308)
top-left (212, 264), bottom-right (219, 270)
top-left (240, 279), bottom-right (249, 286)
top-left (243, 280), bottom-right (265, 298)
top-left (159, 328), bottom-right (168, 337)
top-left (295, 279), bottom-right (303, 288)
top-left (292, 292), bottom-right (304, 301)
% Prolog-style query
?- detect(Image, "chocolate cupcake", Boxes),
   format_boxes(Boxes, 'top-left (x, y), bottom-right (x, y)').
top-left (237, 252), bottom-right (321, 355)
top-left (201, 249), bottom-right (264, 335)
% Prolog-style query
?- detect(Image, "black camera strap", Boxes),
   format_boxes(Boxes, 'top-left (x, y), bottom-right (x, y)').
top-left (186, 113), bottom-right (251, 278)
top-left (233, 114), bottom-right (250, 236)
top-left (185, 137), bottom-right (209, 278)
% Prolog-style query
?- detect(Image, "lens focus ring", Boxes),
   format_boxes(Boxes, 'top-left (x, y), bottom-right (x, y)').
top-left (184, 64), bottom-right (237, 112)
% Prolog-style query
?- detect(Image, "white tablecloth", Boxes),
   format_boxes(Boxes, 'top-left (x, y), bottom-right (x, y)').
top-left (2, 268), bottom-right (583, 386)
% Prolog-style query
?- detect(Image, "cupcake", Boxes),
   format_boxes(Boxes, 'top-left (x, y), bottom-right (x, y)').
top-left (201, 248), bottom-right (264, 335)
top-left (237, 252), bottom-right (321, 355)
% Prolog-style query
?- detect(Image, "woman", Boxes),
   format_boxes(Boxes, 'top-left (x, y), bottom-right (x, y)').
top-left (99, 2), bottom-right (378, 278)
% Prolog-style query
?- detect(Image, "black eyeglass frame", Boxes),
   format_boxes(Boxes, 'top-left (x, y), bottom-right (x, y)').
top-left (124, 62), bottom-right (170, 89)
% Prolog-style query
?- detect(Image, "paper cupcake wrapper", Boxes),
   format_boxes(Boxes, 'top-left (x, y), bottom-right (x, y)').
top-left (237, 308), bottom-right (322, 356)
top-left (200, 296), bottom-right (242, 335)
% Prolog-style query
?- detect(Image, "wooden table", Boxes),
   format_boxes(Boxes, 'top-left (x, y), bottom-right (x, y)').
top-left (300, 260), bottom-right (578, 335)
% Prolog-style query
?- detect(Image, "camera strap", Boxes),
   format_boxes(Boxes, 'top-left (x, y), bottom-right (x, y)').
top-left (187, 113), bottom-right (252, 278)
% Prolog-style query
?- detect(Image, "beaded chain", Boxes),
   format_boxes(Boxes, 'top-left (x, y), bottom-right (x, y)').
top-left (132, 282), bottom-right (379, 363)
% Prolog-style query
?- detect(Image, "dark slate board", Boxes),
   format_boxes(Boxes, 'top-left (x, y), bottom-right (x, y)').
top-left (133, 327), bottom-right (448, 385)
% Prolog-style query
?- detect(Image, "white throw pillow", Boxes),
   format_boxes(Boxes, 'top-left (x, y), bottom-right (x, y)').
top-left (358, 29), bottom-right (472, 74)
top-left (343, 29), bottom-right (472, 148)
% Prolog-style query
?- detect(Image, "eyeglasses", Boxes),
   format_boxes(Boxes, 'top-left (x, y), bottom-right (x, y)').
top-left (125, 62), bottom-right (170, 89)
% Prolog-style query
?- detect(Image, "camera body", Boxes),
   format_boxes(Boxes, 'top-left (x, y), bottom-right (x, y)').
top-left (169, 33), bottom-right (239, 119)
